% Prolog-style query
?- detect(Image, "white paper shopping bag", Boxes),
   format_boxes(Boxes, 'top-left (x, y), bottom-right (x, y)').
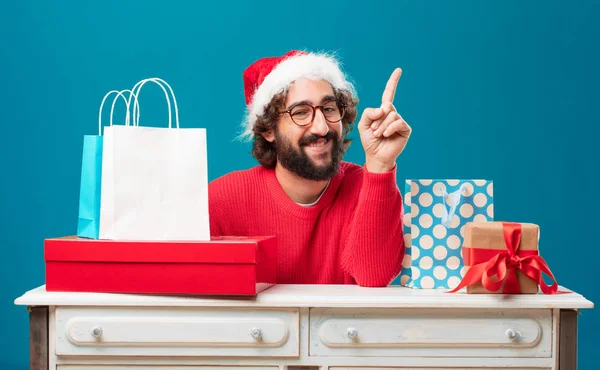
top-left (99, 77), bottom-right (210, 241)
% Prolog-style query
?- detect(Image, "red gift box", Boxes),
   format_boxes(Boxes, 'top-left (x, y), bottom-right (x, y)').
top-left (44, 235), bottom-right (277, 296)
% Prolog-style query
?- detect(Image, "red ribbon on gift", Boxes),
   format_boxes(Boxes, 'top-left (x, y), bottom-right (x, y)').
top-left (448, 222), bottom-right (559, 294)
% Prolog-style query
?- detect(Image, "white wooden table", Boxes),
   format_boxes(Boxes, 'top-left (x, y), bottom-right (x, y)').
top-left (14, 284), bottom-right (593, 370)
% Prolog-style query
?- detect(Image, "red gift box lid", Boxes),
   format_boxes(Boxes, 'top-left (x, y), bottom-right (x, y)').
top-left (44, 236), bottom-right (276, 265)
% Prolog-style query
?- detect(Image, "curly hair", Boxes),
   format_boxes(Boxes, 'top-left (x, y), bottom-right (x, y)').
top-left (250, 88), bottom-right (359, 168)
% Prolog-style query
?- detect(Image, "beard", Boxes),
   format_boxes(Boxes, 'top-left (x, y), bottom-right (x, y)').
top-left (274, 128), bottom-right (345, 181)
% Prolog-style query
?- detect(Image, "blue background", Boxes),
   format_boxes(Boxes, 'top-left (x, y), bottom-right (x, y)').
top-left (1, 0), bottom-right (598, 368)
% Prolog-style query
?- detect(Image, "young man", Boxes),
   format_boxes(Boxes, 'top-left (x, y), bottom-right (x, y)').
top-left (208, 50), bottom-right (411, 287)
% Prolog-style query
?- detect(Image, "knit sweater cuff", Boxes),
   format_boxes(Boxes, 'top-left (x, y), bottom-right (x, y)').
top-left (362, 164), bottom-right (399, 201)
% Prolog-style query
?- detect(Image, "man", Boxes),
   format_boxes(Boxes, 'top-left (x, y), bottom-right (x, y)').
top-left (208, 50), bottom-right (411, 287)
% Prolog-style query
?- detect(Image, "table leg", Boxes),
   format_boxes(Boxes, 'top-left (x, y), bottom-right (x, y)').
top-left (29, 306), bottom-right (48, 370)
top-left (559, 309), bottom-right (578, 370)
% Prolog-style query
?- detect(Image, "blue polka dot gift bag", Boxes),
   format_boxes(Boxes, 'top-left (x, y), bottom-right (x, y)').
top-left (393, 180), bottom-right (494, 289)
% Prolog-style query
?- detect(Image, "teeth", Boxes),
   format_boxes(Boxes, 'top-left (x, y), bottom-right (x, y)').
top-left (309, 139), bottom-right (327, 147)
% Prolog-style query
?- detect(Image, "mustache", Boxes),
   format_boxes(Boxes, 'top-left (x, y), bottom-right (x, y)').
top-left (299, 131), bottom-right (338, 146)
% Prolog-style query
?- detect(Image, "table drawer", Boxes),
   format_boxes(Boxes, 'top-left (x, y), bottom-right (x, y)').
top-left (331, 368), bottom-right (550, 370)
top-left (309, 308), bottom-right (552, 358)
top-left (57, 367), bottom-right (278, 370)
top-left (55, 307), bottom-right (299, 357)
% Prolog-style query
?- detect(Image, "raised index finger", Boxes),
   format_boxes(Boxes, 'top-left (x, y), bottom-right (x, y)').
top-left (381, 68), bottom-right (402, 104)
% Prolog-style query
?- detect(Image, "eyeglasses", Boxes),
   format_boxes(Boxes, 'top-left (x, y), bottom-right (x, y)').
top-left (280, 101), bottom-right (346, 127)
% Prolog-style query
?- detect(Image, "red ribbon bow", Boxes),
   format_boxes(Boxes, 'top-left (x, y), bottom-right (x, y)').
top-left (449, 222), bottom-right (559, 294)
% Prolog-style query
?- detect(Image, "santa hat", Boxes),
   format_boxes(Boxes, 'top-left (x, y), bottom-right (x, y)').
top-left (239, 50), bottom-right (356, 140)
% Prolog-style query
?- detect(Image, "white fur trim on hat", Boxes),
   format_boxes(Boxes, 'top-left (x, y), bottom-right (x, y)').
top-left (240, 51), bottom-right (355, 141)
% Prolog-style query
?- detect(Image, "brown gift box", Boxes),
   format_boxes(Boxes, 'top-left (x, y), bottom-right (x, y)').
top-left (464, 221), bottom-right (539, 294)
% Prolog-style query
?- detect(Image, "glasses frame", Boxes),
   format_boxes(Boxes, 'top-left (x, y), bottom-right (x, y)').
top-left (280, 101), bottom-right (346, 127)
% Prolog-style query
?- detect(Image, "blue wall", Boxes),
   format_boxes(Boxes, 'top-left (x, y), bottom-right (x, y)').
top-left (1, 1), bottom-right (598, 368)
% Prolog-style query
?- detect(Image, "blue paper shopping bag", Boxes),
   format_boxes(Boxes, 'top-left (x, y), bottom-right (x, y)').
top-left (393, 180), bottom-right (494, 289)
top-left (76, 89), bottom-right (137, 239)
top-left (76, 135), bottom-right (104, 238)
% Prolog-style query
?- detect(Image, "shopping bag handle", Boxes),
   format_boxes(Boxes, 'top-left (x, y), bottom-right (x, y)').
top-left (109, 89), bottom-right (140, 128)
top-left (128, 77), bottom-right (180, 129)
top-left (439, 183), bottom-right (467, 227)
top-left (98, 89), bottom-right (140, 136)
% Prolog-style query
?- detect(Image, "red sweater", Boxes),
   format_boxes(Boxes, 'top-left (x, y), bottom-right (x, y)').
top-left (208, 161), bottom-right (405, 287)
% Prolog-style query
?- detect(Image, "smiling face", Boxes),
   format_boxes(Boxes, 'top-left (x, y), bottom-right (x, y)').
top-left (264, 78), bottom-right (346, 181)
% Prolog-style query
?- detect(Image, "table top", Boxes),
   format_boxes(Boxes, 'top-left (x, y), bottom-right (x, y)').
top-left (14, 284), bottom-right (594, 309)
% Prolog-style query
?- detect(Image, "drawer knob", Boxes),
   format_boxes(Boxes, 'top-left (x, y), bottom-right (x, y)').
top-left (346, 327), bottom-right (358, 339)
top-left (250, 327), bottom-right (262, 340)
top-left (505, 328), bottom-right (519, 340)
top-left (90, 326), bottom-right (103, 339)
